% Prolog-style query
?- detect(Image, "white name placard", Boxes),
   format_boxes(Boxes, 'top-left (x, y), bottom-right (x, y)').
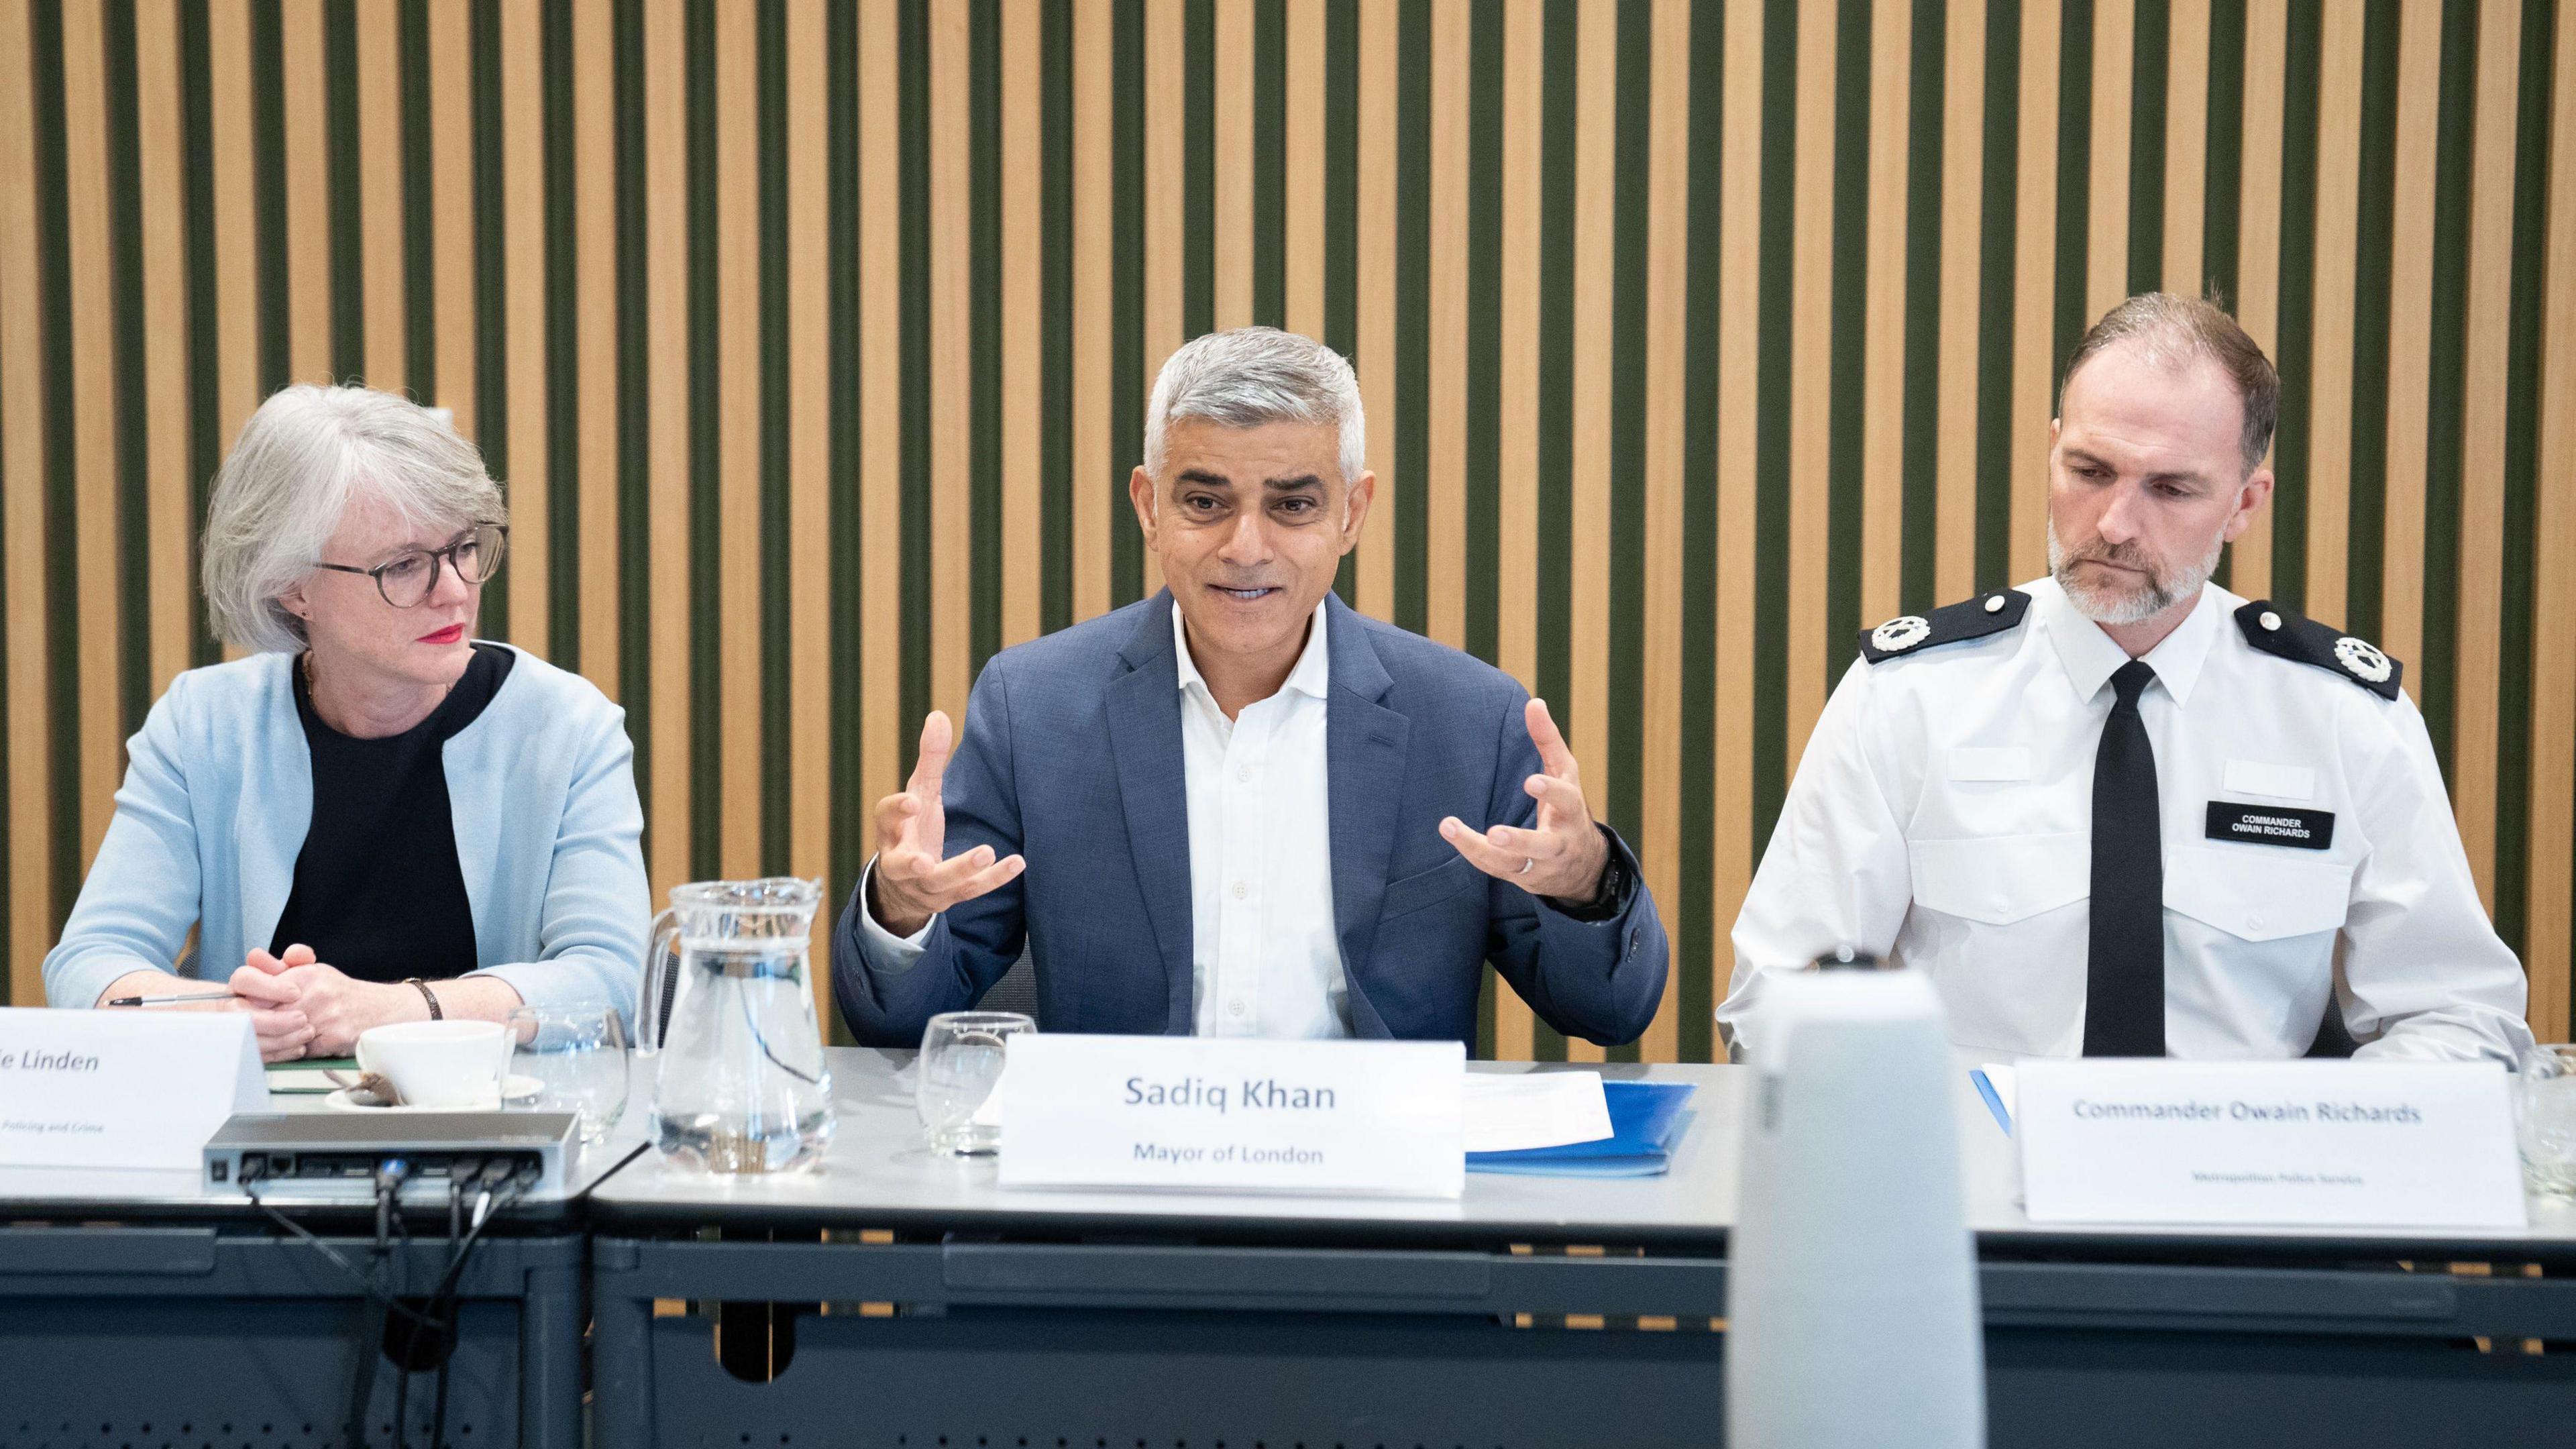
top-left (2017, 1059), bottom-right (2525, 1229)
top-left (998, 1034), bottom-right (1465, 1198)
top-left (0, 1008), bottom-right (270, 1171)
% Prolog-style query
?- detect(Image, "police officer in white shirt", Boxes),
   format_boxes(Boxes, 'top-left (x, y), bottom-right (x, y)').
top-left (1723, 292), bottom-right (2532, 1064)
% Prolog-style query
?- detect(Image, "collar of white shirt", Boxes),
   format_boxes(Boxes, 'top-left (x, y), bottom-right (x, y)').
top-left (1170, 596), bottom-right (1333, 713)
top-left (2032, 573), bottom-right (2224, 708)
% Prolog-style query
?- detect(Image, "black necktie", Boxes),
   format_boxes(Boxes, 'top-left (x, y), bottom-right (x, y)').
top-left (2084, 659), bottom-right (2165, 1057)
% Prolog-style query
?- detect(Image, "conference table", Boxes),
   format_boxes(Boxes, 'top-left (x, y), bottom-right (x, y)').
top-left (588, 1049), bottom-right (2576, 1449)
top-left (0, 1092), bottom-right (647, 1449)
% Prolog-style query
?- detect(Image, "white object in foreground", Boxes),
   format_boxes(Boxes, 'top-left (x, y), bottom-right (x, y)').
top-left (0, 1008), bottom-right (269, 1171)
top-left (998, 1034), bottom-right (1464, 1197)
top-left (2017, 1059), bottom-right (2526, 1229)
top-left (1727, 966), bottom-right (1984, 1449)
top-left (1460, 1069), bottom-right (1611, 1153)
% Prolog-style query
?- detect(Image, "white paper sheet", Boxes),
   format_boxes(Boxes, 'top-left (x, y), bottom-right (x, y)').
top-left (1461, 1069), bottom-right (1613, 1153)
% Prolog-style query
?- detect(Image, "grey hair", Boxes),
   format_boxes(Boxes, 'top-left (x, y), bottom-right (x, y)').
top-left (1143, 327), bottom-right (1366, 485)
top-left (201, 383), bottom-right (507, 653)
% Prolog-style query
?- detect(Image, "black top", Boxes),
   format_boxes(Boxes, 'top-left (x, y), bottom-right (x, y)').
top-left (268, 644), bottom-right (515, 982)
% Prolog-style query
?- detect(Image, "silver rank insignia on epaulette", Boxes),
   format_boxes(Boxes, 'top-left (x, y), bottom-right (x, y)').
top-left (1856, 590), bottom-right (2031, 664)
top-left (2235, 600), bottom-right (2404, 700)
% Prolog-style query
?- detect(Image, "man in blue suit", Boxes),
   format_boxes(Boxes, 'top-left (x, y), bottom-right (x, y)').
top-left (833, 327), bottom-right (1668, 1047)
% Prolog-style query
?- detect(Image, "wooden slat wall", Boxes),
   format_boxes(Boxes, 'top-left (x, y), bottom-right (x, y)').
top-left (1, 0), bottom-right (2569, 1056)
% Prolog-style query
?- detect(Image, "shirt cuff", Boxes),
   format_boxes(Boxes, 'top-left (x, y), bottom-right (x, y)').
top-left (855, 856), bottom-right (936, 974)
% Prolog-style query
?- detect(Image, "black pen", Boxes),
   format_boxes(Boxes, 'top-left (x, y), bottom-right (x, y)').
top-left (103, 989), bottom-right (243, 1007)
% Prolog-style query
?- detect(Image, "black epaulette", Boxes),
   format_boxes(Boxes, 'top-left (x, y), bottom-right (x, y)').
top-left (2235, 600), bottom-right (2402, 700)
top-left (1857, 590), bottom-right (2031, 664)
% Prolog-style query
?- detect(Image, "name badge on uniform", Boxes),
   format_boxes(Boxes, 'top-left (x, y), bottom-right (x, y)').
top-left (2206, 802), bottom-right (2334, 851)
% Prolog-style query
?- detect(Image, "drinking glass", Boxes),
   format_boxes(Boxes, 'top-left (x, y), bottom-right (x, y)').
top-left (507, 1004), bottom-right (631, 1146)
top-left (916, 1011), bottom-right (1035, 1155)
top-left (2517, 1044), bottom-right (2576, 1199)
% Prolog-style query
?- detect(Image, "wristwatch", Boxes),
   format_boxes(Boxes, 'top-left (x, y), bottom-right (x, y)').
top-left (1547, 826), bottom-right (1631, 923)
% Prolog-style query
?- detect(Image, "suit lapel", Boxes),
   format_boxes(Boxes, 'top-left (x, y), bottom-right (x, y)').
top-left (1323, 595), bottom-right (1409, 1010)
top-left (1106, 593), bottom-right (1197, 1033)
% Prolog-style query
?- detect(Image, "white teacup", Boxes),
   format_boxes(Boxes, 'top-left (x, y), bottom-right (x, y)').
top-left (356, 1020), bottom-right (511, 1109)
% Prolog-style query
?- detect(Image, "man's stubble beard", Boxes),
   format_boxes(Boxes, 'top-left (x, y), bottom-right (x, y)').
top-left (2047, 515), bottom-right (2228, 627)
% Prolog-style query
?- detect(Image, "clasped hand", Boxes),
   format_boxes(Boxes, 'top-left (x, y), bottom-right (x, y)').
top-left (1438, 699), bottom-right (1611, 905)
top-left (221, 944), bottom-right (417, 1061)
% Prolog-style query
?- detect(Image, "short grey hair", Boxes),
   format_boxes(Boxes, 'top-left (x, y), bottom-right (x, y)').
top-left (201, 384), bottom-right (507, 653)
top-left (1143, 327), bottom-right (1366, 485)
top-left (2059, 290), bottom-right (2280, 474)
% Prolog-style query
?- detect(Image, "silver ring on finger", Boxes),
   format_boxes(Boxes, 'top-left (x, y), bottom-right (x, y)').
top-left (1517, 857), bottom-right (1534, 876)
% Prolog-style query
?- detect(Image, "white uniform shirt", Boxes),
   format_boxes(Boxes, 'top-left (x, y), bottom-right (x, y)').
top-left (1723, 576), bottom-right (2532, 1064)
top-left (858, 601), bottom-right (1351, 1038)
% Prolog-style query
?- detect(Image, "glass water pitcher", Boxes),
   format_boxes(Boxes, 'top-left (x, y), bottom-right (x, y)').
top-left (639, 877), bottom-right (835, 1173)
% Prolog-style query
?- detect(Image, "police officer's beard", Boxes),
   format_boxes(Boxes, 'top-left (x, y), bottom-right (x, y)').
top-left (2047, 519), bottom-right (2227, 626)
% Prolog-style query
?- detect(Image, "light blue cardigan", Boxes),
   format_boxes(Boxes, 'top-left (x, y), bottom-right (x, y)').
top-left (44, 643), bottom-right (649, 1026)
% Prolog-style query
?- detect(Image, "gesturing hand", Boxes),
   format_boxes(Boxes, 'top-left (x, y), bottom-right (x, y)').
top-left (869, 710), bottom-right (1026, 937)
top-left (1438, 698), bottom-right (1612, 905)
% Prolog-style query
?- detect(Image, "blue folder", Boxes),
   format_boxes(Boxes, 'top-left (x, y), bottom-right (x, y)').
top-left (1466, 1079), bottom-right (1698, 1178)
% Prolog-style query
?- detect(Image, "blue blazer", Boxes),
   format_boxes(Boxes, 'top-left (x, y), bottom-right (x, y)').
top-left (43, 644), bottom-right (650, 1026)
top-left (831, 592), bottom-right (1669, 1048)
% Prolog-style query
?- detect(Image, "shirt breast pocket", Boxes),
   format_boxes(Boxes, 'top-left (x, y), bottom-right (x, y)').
top-left (1909, 832), bottom-right (2090, 926)
top-left (2163, 845), bottom-right (2352, 942)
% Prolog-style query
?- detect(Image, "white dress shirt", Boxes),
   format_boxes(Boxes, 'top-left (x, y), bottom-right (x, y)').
top-left (1723, 576), bottom-right (2534, 1064)
top-left (858, 600), bottom-right (1352, 1038)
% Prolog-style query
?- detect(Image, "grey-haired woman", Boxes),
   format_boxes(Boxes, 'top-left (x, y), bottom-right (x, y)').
top-left (44, 384), bottom-right (647, 1061)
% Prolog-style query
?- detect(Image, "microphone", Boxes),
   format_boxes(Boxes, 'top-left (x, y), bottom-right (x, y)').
top-left (1725, 949), bottom-right (1986, 1448)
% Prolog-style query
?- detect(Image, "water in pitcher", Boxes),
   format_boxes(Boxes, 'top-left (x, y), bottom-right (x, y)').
top-left (651, 934), bottom-right (835, 1174)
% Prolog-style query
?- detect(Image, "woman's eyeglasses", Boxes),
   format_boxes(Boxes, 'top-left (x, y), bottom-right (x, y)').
top-left (311, 523), bottom-right (508, 609)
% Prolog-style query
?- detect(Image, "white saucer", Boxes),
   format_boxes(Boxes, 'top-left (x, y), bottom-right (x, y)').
top-left (322, 1074), bottom-right (545, 1112)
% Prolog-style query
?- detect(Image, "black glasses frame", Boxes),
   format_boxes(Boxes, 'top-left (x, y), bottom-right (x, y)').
top-left (311, 523), bottom-right (510, 609)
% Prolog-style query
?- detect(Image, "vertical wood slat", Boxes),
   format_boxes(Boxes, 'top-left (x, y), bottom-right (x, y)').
top-left (1069, 0), bottom-right (1112, 625)
top-left (427, 0), bottom-right (476, 440)
top-left (715, 0), bottom-right (760, 878)
top-left (1001, 0), bottom-right (1042, 650)
top-left (926, 0), bottom-right (972, 729)
top-left (784, 0), bottom-right (833, 1020)
top-left (2377, 0), bottom-right (2442, 682)
top-left (2451, 0), bottom-right (2524, 906)
top-left (133, 0), bottom-right (193, 699)
top-left (1138, 0), bottom-right (1185, 604)
top-left (1782, 0), bottom-right (1836, 765)
top-left (501, 0), bottom-right (551, 656)
top-left (1711, 0), bottom-right (1762, 1050)
top-left (1935, 0), bottom-right (1987, 602)
top-left (59, 0), bottom-right (123, 864)
top-left (2008, 0), bottom-right (2057, 590)
top-left (1281, 0), bottom-right (1324, 341)
top-left (858, 0), bottom-right (904, 855)
top-left (1212, 0), bottom-right (1254, 329)
top-left (2161, 0), bottom-right (2210, 295)
top-left (1638, 0), bottom-right (1690, 1065)
top-left (2528, 0), bottom-right (2576, 1043)
top-left (2086, 0), bottom-right (2134, 323)
top-left (1562, 0), bottom-right (1617, 1068)
top-left (1491, 0), bottom-right (1542, 1061)
top-left (642, 0), bottom-right (691, 898)
top-left (1353, 0), bottom-right (1395, 619)
top-left (278, 0), bottom-right (331, 382)
top-left (1426, 0), bottom-right (1467, 651)
top-left (208, 0), bottom-right (258, 458)
top-left (2229, 0), bottom-right (2288, 600)
top-left (574, 0), bottom-right (621, 694)
top-left (0, 0), bottom-right (52, 1002)
top-left (354, 0), bottom-right (404, 396)
top-left (2301, 0), bottom-right (2364, 632)
top-left (1859, 0), bottom-right (1911, 629)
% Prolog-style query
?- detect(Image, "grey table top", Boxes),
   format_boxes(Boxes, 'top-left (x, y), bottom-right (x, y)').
top-left (588, 1046), bottom-right (2576, 1258)
top-left (0, 1067), bottom-right (649, 1217)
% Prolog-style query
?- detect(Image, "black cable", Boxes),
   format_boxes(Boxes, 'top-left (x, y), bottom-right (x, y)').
top-left (428, 1165), bottom-right (531, 1449)
top-left (237, 1181), bottom-right (443, 1328)
top-left (388, 1202), bottom-right (415, 1449)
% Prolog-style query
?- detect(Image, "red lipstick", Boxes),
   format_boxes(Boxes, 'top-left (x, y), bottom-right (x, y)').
top-left (418, 623), bottom-right (466, 645)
